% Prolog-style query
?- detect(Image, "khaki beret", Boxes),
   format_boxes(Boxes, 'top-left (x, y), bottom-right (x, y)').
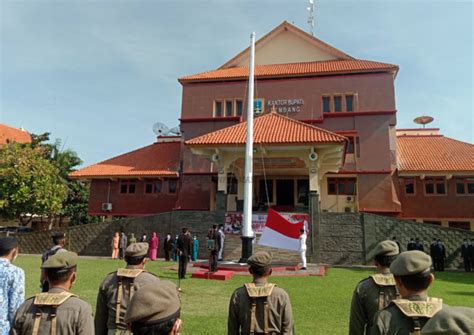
top-left (390, 250), bottom-right (431, 276)
top-left (125, 242), bottom-right (149, 258)
top-left (372, 240), bottom-right (399, 258)
top-left (124, 281), bottom-right (181, 324)
top-left (247, 251), bottom-right (272, 268)
top-left (42, 251), bottom-right (78, 270)
top-left (421, 306), bottom-right (474, 334)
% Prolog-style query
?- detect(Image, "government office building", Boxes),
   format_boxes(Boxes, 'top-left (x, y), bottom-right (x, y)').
top-left (71, 22), bottom-right (474, 231)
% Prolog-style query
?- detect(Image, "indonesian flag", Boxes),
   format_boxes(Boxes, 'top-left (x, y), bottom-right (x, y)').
top-left (258, 209), bottom-right (304, 251)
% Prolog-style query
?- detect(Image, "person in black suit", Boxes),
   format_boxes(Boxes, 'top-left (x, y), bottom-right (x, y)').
top-left (430, 238), bottom-right (439, 270)
top-left (434, 239), bottom-right (446, 271)
top-left (414, 238), bottom-right (424, 252)
top-left (177, 228), bottom-right (192, 279)
top-left (461, 239), bottom-right (471, 272)
top-left (407, 238), bottom-right (416, 251)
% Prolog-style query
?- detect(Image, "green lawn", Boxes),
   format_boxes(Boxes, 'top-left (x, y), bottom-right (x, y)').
top-left (15, 255), bottom-right (474, 334)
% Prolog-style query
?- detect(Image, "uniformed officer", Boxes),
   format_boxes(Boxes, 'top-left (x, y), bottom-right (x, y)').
top-left (95, 242), bottom-right (160, 335)
top-left (228, 251), bottom-right (294, 335)
top-left (124, 281), bottom-right (182, 334)
top-left (421, 306), bottom-right (474, 334)
top-left (11, 251), bottom-right (94, 335)
top-left (371, 250), bottom-right (444, 335)
top-left (349, 240), bottom-right (400, 335)
top-left (41, 231), bottom-right (67, 292)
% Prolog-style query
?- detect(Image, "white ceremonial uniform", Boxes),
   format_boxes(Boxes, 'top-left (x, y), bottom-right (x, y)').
top-left (299, 232), bottom-right (307, 268)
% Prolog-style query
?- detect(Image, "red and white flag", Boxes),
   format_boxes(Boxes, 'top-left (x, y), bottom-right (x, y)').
top-left (258, 209), bottom-right (304, 251)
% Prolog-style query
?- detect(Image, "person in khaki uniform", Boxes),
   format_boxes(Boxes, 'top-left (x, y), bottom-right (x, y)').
top-left (11, 251), bottom-right (94, 335)
top-left (421, 306), bottom-right (474, 334)
top-left (228, 251), bottom-right (294, 335)
top-left (349, 240), bottom-right (400, 335)
top-left (95, 242), bottom-right (160, 335)
top-left (124, 281), bottom-right (182, 334)
top-left (371, 251), bottom-right (444, 335)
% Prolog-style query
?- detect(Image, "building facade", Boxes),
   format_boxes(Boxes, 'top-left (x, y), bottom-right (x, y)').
top-left (70, 22), bottom-right (474, 230)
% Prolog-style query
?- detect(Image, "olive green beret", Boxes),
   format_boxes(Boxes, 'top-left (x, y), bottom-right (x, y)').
top-left (247, 251), bottom-right (272, 268)
top-left (390, 250), bottom-right (431, 276)
top-left (421, 306), bottom-right (474, 334)
top-left (125, 242), bottom-right (149, 258)
top-left (124, 281), bottom-right (181, 324)
top-left (42, 251), bottom-right (78, 270)
top-left (372, 240), bottom-right (399, 258)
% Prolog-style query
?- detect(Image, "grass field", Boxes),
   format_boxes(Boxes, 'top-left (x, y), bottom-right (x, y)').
top-left (15, 255), bottom-right (474, 334)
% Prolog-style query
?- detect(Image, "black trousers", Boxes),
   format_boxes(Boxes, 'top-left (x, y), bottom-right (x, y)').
top-left (209, 250), bottom-right (218, 272)
top-left (179, 255), bottom-right (189, 279)
top-left (119, 248), bottom-right (125, 259)
top-left (165, 249), bottom-right (170, 261)
top-left (463, 257), bottom-right (472, 272)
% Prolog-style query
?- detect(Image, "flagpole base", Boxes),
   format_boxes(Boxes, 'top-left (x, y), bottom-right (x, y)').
top-left (239, 236), bottom-right (254, 263)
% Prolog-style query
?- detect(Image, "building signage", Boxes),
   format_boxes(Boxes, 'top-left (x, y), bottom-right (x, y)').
top-left (267, 98), bottom-right (304, 113)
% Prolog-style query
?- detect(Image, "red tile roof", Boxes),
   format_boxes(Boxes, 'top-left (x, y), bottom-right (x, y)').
top-left (397, 135), bottom-right (474, 173)
top-left (69, 141), bottom-right (181, 179)
top-left (0, 124), bottom-right (32, 144)
top-left (179, 59), bottom-right (398, 83)
top-left (185, 112), bottom-right (347, 146)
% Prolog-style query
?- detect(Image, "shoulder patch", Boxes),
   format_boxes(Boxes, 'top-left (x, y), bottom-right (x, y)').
top-left (244, 283), bottom-right (276, 298)
top-left (370, 273), bottom-right (396, 286)
top-left (34, 292), bottom-right (76, 306)
top-left (392, 297), bottom-right (443, 318)
top-left (117, 268), bottom-right (144, 278)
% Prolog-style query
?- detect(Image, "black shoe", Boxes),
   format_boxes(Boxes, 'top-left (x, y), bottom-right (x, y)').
top-left (301, 267), bottom-right (307, 270)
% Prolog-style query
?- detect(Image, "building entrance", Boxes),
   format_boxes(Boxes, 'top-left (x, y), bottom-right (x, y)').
top-left (276, 179), bottom-right (294, 207)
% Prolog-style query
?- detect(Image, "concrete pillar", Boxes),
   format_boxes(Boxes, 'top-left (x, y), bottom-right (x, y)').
top-left (215, 191), bottom-right (227, 223)
top-left (309, 191), bottom-right (321, 264)
top-left (217, 166), bottom-right (228, 193)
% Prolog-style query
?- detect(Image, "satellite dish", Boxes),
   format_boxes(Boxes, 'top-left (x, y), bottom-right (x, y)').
top-left (152, 122), bottom-right (170, 136)
top-left (169, 126), bottom-right (181, 136)
top-left (414, 116), bottom-right (434, 128)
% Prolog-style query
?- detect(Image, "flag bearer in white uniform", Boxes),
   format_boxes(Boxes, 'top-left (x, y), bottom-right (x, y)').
top-left (299, 229), bottom-right (307, 270)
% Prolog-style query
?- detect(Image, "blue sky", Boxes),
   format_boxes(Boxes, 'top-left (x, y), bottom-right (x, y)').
top-left (1, 0), bottom-right (472, 167)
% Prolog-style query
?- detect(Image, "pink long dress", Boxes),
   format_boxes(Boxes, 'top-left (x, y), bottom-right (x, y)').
top-left (111, 233), bottom-right (119, 259)
top-left (149, 233), bottom-right (159, 260)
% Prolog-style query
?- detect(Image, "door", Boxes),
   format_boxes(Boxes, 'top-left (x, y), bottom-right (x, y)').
top-left (276, 180), bottom-right (294, 206)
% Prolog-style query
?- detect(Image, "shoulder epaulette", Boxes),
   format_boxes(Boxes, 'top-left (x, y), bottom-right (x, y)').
top-left (370, 273), bottom-right (396, 286)
top-left (392, 297), bottom-right (443, 318)
top-left (34, 292), bottom-right (76, 306)
top-left (244, 283), bottom-right (276, 298)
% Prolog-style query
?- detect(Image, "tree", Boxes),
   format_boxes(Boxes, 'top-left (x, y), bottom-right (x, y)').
top-left (0, 143), bottom-right (68, 225)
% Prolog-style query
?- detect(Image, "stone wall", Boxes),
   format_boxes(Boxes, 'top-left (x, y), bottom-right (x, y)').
top-left (14, 211), bottom-right (474, 268)
top-left (363, 213), bottom-right (474, 268)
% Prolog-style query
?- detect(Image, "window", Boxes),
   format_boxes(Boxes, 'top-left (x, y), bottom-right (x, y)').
top-left (227, 176), bottom-right (238, 195)
top-left (404, 178), bottom-right (415, 195)
top-left (455, 178), bottom-right (474, 195)
top-left (347, 137), bottom-right (355, 154)
top-left (327, 178), bottom-right (356, 195)
top-left (214, 101), bottom-right (223, 117)
top-left (448, 221), bottom-right (470, 230)
top-left (145, 180), bottom-right (162, 194)
top-left (225, 100), bottom-right (233, 117)
top-left (424, 177), bottom-right (446, 195)
top-left (346, 94), bottom-right (354, 112)
top-left (236, 100), bottom-right (243, 116)
top-left (322, 96), bottom-right (331, 113)
top-left (423, 220), bottom-right (441, 226)
top-left (120, 180), bottom-right (136, 194)
top-left (168, 180), bottom-right (177, 194)
top-left (258, 179), bottom-right (273, 203)
top-left (297, 179), bottom-right (309, 205)
top-left (334, 96), bottom-right (342, 112)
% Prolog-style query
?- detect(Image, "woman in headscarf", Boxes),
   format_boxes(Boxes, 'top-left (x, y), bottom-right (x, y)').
top-left (149, 232), bottom-right (159, 261)
top-left (111, 232), bottom-right (119, 259)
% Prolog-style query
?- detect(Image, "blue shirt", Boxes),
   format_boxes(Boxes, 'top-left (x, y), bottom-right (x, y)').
top-left (0, 258), bottom-right (25, 335)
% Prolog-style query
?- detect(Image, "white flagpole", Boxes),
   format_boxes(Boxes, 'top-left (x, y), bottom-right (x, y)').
top-left (240, 32), bottom-right (256, 262)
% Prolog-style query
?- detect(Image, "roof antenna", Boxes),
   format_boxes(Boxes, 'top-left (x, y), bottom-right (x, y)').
top-left (307, 0), bottom-right (315, 36)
